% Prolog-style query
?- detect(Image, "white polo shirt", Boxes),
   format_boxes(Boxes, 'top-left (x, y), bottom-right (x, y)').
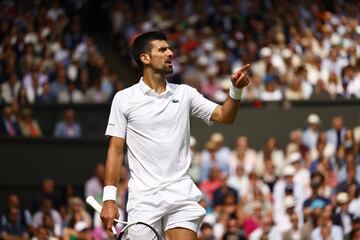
top-left (105, 79), bottom-right (218, 195)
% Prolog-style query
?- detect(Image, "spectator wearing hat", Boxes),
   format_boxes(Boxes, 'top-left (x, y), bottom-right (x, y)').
top-left (273, 165), bottom-right (304, 231)
top-left (289, 152), bottom-right (311, 203)
top-left (333, 192), bottom-right (353, 237)
top-left (302, 114), bottom-right (321, 151)
top-left (200, 133), bottom-right (230, 182)
top-left (252, 47), bottom-right (272, 80)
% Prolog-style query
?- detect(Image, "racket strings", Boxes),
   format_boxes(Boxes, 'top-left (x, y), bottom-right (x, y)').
top-left (120, 223), bottom-right (159, 240)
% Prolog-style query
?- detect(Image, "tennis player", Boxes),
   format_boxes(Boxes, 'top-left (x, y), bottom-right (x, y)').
top-left (101, 31), bottom-right (251, 240)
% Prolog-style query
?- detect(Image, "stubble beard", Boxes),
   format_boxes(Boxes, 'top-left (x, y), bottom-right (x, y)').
top-left (155, 65), bottom-right (173, 76)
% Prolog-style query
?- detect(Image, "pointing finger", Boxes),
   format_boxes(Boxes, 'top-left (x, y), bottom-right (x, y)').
top-left (232, 64), bottom-right (251, 80)
top-left (239, 64), bottom-right (251, 73)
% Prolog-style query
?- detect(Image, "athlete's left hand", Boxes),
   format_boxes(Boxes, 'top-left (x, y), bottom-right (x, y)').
top-left (230, 64), bottom-right (251, 89)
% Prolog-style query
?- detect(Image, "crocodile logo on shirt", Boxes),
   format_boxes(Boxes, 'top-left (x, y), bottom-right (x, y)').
top-left (172, 99), bottom-right (179, 103)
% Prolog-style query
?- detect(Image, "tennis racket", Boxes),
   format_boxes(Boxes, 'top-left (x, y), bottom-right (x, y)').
top-left (86, 196), bottom-right (160, 240)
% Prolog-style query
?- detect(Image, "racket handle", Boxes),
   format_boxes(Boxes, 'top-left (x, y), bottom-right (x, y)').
top-left (86, 196), bottom-right (117, 236)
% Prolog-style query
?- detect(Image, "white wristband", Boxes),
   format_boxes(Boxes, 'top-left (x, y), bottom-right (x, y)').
top-left (229, 86), bottom-right (243, 100)
top-left (102, 185), bottom-right (117, 202)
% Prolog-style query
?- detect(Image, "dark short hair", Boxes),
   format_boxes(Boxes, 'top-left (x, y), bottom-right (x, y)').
top-left (131, 31), bottom-right (167, 67)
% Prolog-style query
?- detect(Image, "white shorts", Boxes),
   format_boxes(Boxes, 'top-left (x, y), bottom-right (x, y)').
top-left (126, 178), bottom-right (206, 237)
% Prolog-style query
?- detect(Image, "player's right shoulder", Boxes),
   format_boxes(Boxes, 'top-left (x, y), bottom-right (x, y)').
top-left (112, 84), bottom-right (138, 101)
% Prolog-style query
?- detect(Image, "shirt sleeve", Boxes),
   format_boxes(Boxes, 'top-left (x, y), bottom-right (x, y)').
top-left (188, 86), bottom-right (218, 125)
top-left (105, 93), bottom-right (127, 138)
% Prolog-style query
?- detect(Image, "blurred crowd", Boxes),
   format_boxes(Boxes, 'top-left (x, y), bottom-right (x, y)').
top-left (0, 0), bottom-right (124, 107)
top-left (111, 0), bottom-right (360, 102)
top-left (2, 114), bottom-right (360, 240)
top-left (0, 105), bottom-right (82, 138)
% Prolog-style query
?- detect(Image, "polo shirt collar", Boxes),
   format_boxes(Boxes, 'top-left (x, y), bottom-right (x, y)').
top-left (139, 77), bottom-right (174, 95)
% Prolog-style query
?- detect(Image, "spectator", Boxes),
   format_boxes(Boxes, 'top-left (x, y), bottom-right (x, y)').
top-left (62, 197), bottom-right (92, 240)
top-left (58, 81), bottom-right (84, 104)
top-left (249, 212), bottom-right (282, 240)
top-left (273, 165), bottom-right (305, 231)
top-left (85, 78), bottom-right (110, 103)
top-left (53, 108), bottom-right (81, 139)
top-left (310, 79), bottom-right (331, 100)
top-left (222, 218), bottom-right (246, 240)
top-left (241, 171), bottom-right (271, 204)
top-left (229, 136), bottom-right (257, 175)
top-left (348, 182), bottom-right (360, 219)
top-left (200, 133), bottom-right (231, 182)
top-left (0, 207), bottom-right (29, 240)
top-left (333, 192), bottom-right (353, 237)
top-left (227, 164), bottom-right (249, 199)
top-left (302, 114), bottom-right (321, 151)
top-left (283, 211), bottom-right (304, 240)
top-left (1, 194), bottom-right (32, 231)
top-left (1, 73), bottom-right (21, 104)
top-left (262, 159), bottom-right (278, 192)
top-left (31, 197), bottom-right (62, 238)
top-left (327, 116), bottom-right (346, 150)
top-left (285, 77), bottom-right (305, 101)
top-left (337, 148), bottom-right (360, 187)
top-left (35, 82), bottom-right (57, 104)
top-left (342, 65), bottom-right (360, 99)
top-left (256, 137), bottom-right (285, 176)
top-left (32, 178), bottom-right (60, 212)
top-left (199, 222), bottom-right (215, 240)
top-left (84, 163), bottom-right (104, 198)
top-left (18, 108), bottom-right (42, 137)
top-left (200, 166), bottom-right (222, 206)
top-left (310, 206), bottom-right (343, 240)
top-left (242, 201), bottom-right (263, 237)
top-left (0, 105), bottom-right (22, 137)
top-left (289, 152), bottom-right (311, 202)
top-left (213, 174), bottom-right (238, 211)
top-left (286, 129), bottom-right (309, 159)
top-left (259, 77), bottom-right (283, 101)
top-left (354, 119), bottom-right (360, 144)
